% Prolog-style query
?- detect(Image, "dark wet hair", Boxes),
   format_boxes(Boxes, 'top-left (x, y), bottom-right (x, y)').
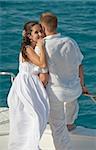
top-left (20, 21), bottom-right (39, 61)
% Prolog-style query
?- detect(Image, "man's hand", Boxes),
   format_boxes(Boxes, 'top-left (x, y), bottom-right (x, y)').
top-left (39, 73), bottom-right (49, 86)
top-left (82, 85), bottom-right (89, 94)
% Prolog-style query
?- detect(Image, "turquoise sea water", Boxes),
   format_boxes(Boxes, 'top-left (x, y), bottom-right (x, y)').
top-left (0, 0), bottom-right (96, 128)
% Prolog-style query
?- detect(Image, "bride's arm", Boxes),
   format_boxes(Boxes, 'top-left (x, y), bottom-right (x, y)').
top-left (26, 39), bottom-right (47, 68)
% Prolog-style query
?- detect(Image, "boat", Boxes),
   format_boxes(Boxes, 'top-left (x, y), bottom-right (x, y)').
top-left (0, 71), bottom-right (96, 150)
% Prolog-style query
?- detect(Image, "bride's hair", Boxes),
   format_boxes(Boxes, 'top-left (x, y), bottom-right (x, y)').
top-left (20, 21), bottom-right (39, 61)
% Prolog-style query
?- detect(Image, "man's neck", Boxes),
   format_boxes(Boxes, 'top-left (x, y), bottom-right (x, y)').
top-left (46, 31), bottom-right (57, 36)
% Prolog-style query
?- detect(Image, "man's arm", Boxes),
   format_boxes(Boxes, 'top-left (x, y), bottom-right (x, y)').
top-left (79, 64), bottom-right (89, 94)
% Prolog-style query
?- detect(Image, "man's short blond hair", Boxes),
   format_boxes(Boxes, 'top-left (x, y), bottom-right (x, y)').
top-left (40, 12), bottom-right (57, 32)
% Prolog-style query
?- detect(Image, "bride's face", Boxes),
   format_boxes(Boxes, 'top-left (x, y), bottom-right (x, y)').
top-left (29, 24), bottom-right (45, 43)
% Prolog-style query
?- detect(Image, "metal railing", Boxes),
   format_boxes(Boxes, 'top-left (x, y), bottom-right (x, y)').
top-left (0, 71), bottom-right (15, 83)
top-left (0, 71), bottom-right (15, 135)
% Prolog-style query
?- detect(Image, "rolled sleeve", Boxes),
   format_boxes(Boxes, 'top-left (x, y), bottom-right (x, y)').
top-left (71, 38), bottom-right (84, 65)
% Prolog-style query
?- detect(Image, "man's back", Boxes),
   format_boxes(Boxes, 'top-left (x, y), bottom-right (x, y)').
top-left (45, 33), bottom-right (83, 101)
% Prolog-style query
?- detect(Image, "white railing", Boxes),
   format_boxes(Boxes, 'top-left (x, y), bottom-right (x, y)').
top-left (0, 71), bottom-right (15, 135)
top-left (0, 71), bottom-right (15, 83)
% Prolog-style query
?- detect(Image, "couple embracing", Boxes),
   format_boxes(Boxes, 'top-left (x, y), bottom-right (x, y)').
top-left (7, 12), bottom-right (88, 150)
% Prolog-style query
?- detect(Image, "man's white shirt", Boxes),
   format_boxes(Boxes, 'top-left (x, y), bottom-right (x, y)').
top-left (44, 33), bottom-right (83, 102)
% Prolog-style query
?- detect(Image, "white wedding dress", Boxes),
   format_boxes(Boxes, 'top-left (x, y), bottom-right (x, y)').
top-left (7, 55), bottom-right (49, 150)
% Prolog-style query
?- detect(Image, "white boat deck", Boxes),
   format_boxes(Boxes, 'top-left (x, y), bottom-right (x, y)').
top-left (0, 107), bottom-right (96, 150)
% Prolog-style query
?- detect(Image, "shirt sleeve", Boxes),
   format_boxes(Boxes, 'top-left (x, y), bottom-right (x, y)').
top-left (71, 39), bottom-right (84, 65)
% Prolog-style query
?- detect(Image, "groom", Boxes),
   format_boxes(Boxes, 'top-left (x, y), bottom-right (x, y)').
top-left (39, 12), bottom-right (88, 150)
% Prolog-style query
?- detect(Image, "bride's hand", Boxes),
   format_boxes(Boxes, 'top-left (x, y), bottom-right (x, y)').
top-left (39, 73), bottom-right (49, 86)
top-left (36, 38), bottom-right (45, 49)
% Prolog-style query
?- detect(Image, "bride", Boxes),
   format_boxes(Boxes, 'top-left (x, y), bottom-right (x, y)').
top-left (7, 21), bottom-right (50, 150)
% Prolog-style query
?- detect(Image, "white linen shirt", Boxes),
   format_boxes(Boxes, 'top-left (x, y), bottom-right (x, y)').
top-left (44, 33), bottom-right (84, 102)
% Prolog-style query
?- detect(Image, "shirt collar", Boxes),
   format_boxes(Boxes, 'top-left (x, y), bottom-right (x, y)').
top-left (44, 33), bottom-right (61, 40)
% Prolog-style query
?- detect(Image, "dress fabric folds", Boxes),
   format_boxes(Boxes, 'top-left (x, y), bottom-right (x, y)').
top-left (7, 61), bottom-right (49, 150)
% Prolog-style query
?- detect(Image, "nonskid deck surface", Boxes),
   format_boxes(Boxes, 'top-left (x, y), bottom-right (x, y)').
top-left (0, 107), bottom-right (96, 150)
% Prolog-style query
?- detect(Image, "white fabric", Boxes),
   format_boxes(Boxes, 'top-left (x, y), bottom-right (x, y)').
top-left (44, 33), bottom-right (83, 149)
top-left (34, 43), bottom-right (79, 125)
top-left (7, 60), bottom-right (50, 150)
top-left (64, 100), bottom-right (79, 124)
top-left (48, 91), bottom-right (72, 150)
top-left (45, 33), bottom-right (83, 102)
top-left (19, 52), bottom-right (22, 65)
top-left (19, 51), bottom-right (41, 75)
top-left (33, 46), bottom-right (42, 74)
top-left (34, 46), bottom-right (49, 73)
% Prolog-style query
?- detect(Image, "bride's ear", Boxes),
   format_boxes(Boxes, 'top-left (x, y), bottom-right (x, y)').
top-left (28, 34), bottom-right (31, 39)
